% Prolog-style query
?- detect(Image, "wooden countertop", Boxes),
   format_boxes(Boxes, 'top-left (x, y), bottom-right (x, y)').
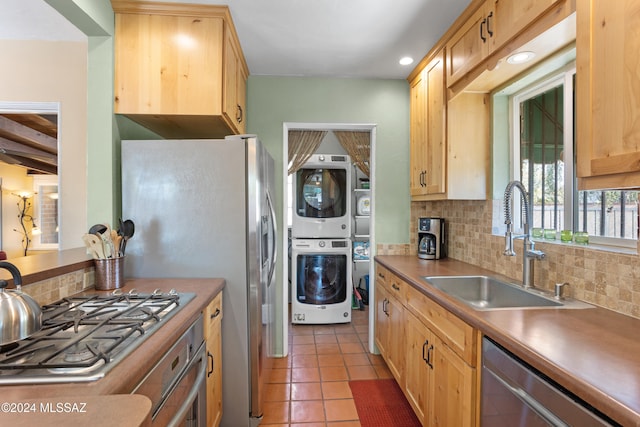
top-left (0, 277), bottom-right (224, 419)
top-left (375, 255), bottom-right (640, 427)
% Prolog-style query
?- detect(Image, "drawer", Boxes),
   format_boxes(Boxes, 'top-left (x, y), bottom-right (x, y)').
top-left (204, 291), bottom-right (223, 339)
top-left (376, 265), bottom-right (407, 305)
top-left (406, 285), bottom-right (476, 366)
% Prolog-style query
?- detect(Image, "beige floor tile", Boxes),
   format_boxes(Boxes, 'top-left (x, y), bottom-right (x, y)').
top-left (342, 353), bottom-right (370, 366)
top-left (292, 367), bottom-right (321, 382)
top-left (346, 365), bottom-right (378, 380)
top-left (339, 342), bottom-right (365, 354)
top-left (291, 354), bottom-right (319, 368)
top-left (291, 343), bottom-right (318, 355)
top-left (336, 333), bottom-right (360, 343)
top-left (316, 343), bottom-right (341, 355)
top-left (291, 382), bottom-right (323, 400)
top-left (324, 399), bottom-right (359, 422)
top-left (269, 368), bottom-right (291, 383)
top-left (264, 383), bottom-right (291, 401)
top-left (318, 354), bottom-right (345, 367)
top-left (327, 421), bottom-right (362, 426)
top-left (261, 401), bottom-right (290, 424)
top-left (292, 335), bottom-right (316, 345)
top-left (315, 334), bottom-right (339, 344)
top-left (290, 400), bottom-right (326, 423)
top-left (321, 381), bottom-right (353, 400)
top-left (320, 365), bottom-right (349, 382)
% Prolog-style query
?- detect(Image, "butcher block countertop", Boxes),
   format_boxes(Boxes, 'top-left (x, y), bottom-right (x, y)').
top-left (0, 277), bottom-right (225, 425)
top-left (376, 255), bottom-right (640, 427)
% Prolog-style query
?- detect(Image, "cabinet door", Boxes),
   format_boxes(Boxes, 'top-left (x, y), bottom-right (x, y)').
top-left (386, 294), bottom-right (405, 383)
top-left (446, 5), bottom-right (490, 87)
top-left (489, 0), bottom-right (562, 50)
top-left (405, 311), bottom-right (432, 426)
top-left (204, 294), bottom-right (223, 427)
top-left (410, 71), bottom-right (427, 197)
top-left (223, 30), bottom-right (242, 133)
top-left (374, 283), bottom-right (389, 357)
top-left (236, 63), bottom-right (247, 134)
top-left (410, 49), bottom-right (446, 200)
top-left (430, 335), bottom-right (476, 427)
top-left (576, 0), bottom-right (640, 188)
top-left (114, 13), bottom-right (224, 115)
top-left (424, 50), bottom-right (446, 197)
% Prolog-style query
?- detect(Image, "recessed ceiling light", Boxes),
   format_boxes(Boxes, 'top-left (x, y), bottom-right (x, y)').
top-left (399, 56), bottom-right (414, 66)
top-left (506, 51), bottom-right (535, 65)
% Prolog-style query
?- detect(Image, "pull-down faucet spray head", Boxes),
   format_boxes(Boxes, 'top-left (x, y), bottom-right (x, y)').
top-left (503, 180), bottom-right (530, 256)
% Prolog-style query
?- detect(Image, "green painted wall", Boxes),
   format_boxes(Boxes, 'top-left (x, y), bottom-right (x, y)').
top-left (247, 76), bottom-right (411, 245)
top-left (247, 76), bottom-right (410, 355)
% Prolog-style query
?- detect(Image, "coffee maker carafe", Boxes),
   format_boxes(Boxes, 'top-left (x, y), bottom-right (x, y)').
top-left (418, 217), bottom-right (445, 260)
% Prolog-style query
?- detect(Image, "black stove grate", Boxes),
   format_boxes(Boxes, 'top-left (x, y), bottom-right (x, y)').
top-left (0, 290), bottom-right (182, 371)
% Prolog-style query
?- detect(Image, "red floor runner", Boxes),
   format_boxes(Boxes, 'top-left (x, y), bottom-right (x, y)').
top-left (349, 379), bottom-right (421, 427)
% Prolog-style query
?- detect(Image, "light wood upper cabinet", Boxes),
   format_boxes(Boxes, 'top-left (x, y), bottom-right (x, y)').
top-left (489, 0), bottom-right (563, 50)
top-left (446, 4), bottom-right (491, 87)
top-left (112, 1), bottom-right (249, 139)
top-left (224, 28), bottom-right (247, 134)
top-left (446, 0), bottom-right (563, 88)
top-left (410, 49), bottom-right (446, 200)
top-left (576, 0), bottom-right (640, 190)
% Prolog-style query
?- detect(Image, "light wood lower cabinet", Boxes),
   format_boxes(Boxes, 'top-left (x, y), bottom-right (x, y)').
top-left (204, 292), bottom-right (223, 427)
top-left (374, 267), bottom-right (405, 383)
top-left (405, 311), bottom-right (432, 425)
top-left (375, 263), bottom-right (478, 427)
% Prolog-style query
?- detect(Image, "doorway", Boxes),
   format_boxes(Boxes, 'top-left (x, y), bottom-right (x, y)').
top-left (282, 122), bottom-right (376, 354)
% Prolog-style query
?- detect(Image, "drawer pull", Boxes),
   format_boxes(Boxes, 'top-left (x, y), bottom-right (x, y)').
top-left (426, 344), bottom-right (434, 369)
top-left (422, 339), bottom-right (430, 364)
top-left (211, 307), bottom-right (221, 319)
top-left (207, 351), bottom-right (214, 377)
top-left (392, 283), bottom-right (400, 291)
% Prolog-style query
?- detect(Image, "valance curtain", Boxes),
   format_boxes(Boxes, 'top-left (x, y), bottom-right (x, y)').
top-left (287, 130), bottom-right (327, 175)
top-left (334, 131), bottom-right (370, 177)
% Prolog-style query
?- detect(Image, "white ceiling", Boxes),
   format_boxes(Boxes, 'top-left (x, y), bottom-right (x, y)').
top-left (0, 0), bottom-right (472, 79)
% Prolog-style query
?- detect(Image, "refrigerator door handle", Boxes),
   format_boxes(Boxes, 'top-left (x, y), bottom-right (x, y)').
top-left (266, 190), bottom-right (278, 287)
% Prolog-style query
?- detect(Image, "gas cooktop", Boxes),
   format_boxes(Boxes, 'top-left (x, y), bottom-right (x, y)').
top-left (0, 289), bottom-right (195, 385)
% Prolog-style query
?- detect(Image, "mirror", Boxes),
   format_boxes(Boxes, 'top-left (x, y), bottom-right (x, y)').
top-left (0, 102), bottom-right (59, 256)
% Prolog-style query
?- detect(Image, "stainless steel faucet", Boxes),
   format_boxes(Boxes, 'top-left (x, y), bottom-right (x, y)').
top-left (503, 180), bottom-right (545, 289)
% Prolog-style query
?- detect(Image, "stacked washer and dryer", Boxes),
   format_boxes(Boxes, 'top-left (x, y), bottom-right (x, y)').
top-left (290, 154), bottom-right (353, 324)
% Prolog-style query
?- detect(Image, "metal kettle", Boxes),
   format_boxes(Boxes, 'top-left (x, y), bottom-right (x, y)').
top-left (0, 261), bottom-right (42, 345)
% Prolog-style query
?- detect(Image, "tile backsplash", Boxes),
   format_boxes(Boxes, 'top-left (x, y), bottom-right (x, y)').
top-left (24, 267), bottom-right (95, 306)
top-left (410, 199), bottom-right (640, 319)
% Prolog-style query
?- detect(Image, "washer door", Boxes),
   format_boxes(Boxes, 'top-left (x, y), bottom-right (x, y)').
top-left (296, 254), bottom-right (348, 304)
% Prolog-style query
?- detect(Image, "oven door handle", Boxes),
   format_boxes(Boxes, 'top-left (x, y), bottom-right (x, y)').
top-left (166, 348), bottom-right (206, 427)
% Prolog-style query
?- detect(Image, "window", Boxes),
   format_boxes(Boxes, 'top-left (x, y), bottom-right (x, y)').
top-left (510, 64), bottom-right (638, 247)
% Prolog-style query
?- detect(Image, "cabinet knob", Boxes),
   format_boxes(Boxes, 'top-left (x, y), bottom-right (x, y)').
top-left (211, 307), bottom-right (221, 319)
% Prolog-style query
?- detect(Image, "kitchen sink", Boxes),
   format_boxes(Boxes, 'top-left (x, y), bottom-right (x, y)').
top-left (423, 275), bottom-right (593, 311)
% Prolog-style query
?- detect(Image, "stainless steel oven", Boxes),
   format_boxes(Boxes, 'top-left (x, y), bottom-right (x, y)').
top-left (133, 315), bottom-right (206, 427)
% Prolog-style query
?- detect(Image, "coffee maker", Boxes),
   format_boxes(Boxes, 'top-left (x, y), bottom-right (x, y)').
top-left (418, 217), bottom-right (445, 260)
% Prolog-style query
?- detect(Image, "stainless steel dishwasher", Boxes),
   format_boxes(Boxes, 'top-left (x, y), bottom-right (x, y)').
top-left (481, 337), bottom-right (618, 426)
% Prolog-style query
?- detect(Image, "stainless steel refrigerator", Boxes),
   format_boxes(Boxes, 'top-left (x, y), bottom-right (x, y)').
top-left (121, 135), bottom-right (277, 427)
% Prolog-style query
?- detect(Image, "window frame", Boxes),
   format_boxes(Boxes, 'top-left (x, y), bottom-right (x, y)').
top-left (508, 62), bottom-right (637, 249)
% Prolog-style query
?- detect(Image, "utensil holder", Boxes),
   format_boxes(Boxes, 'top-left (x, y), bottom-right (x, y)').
top-left (94, 257), bottom-right (125, 290)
